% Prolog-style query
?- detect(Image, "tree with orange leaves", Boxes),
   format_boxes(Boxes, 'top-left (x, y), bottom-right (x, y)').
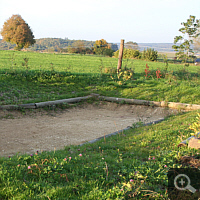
top-left (94, 39), bottom-right (113, 56)
top-left (1, 14), bottom-right (35, 50)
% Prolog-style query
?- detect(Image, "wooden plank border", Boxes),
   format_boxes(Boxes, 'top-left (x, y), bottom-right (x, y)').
top-left (91, 94), bottom-right (200, 111)
top-left (1, 93), bottom-right (200, 111)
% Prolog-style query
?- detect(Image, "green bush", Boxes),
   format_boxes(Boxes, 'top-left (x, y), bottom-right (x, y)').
top-left (103, 48), bottom-right (114, 57)
top-left (94, 48), bottom-right (114, 57)
top-left (142, 48), bottom-right (158, 61)
top-left (114, 48), bottom-right (141, 59)
top-left (114, 48), bottom-right (157, 61)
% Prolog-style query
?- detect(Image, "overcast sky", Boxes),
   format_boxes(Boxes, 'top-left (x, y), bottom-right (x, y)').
top-left (0, 0), bottom-right (200, 43)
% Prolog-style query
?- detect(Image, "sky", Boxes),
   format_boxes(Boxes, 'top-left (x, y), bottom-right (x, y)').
top-left (0, 0), bottom-right (200, 43)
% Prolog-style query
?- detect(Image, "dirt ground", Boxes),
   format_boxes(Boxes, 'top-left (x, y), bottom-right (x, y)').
top-left (0, 102), bottom-right (178, 157)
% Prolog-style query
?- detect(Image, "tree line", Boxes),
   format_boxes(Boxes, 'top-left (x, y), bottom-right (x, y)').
top-left (0, 14), bottom-right (157, 60)
top-left (0, 37), bottom-right (118, 55)
top-left (0, 15), bottom-right (119, 56)
top-left (1, 14), bottom-right (199, 62)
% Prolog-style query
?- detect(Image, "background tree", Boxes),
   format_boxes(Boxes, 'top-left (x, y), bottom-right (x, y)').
top-left (124, 41), bottom-right (139, 50)
top-left (73, 40), bottom-right (85, 54)
top-left (1, 14), bottom-right (35, 50)
top-left (172, 15), bottom-right (200, 63)
top-left (94, 39), bottom-right (113, 56)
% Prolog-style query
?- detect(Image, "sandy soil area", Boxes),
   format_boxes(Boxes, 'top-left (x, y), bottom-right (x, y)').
top-left (0, 102), bottom-right (178, 157)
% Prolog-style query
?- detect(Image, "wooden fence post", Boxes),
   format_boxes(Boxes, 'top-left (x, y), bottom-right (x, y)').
top-left (117, 39), bottom-right (124, 73)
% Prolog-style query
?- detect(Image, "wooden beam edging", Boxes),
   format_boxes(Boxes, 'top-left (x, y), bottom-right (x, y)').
top-left (90, 94), bottom-right (200, 111)
top-left (0, 105), bottom-right (20, 110)
top-left (0, 95), bottom-right (93, 110)
top-left (1, 93), bottom-right (200, 111)
top-left (79, 118), bottom-right (165, 146)
top-left (35, 95), bottom-right (92, 108)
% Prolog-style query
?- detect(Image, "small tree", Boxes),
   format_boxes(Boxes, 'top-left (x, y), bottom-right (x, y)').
top-left (142, 48), bottom-right (158, 61)
top-left (1, 14), bottom-right (35, 50)
top-left (73, 40), bottom-right (85, 54)
top-left (172, 15), bottom-right (200, 64)
top-left (94, 39), bottom-right (113, 56)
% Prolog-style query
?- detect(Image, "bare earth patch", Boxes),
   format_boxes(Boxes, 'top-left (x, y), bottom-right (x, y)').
top-left (0, 102), bottom-right (178, 157)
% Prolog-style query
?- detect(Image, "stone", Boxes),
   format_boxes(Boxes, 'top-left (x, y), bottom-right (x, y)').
top-left (188, 138), bottom-right (200, 149)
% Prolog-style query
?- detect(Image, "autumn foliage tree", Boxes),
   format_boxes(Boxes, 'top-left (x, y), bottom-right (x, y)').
top-left (94, 39), bottom-right (113, 57)
top-left (1, 14), bottom-right (35, 50)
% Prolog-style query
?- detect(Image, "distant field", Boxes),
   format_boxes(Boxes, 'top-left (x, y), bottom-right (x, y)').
top-left (0, 50), bottom-right (200, 105)
top-left (158, 51), bottom-right (176, 58)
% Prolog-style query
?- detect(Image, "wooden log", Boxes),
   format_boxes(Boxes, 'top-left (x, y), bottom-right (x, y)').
top-left (0, 96), bottom-right (92, 110)
top-left (1, 93), bottom-right (200, 111)
top-left (35, 95), bottom-right (92, 108)
top-left (167, 102), bottom-right (200, 110)
top-left (18, 103), bottom-right (36, 109)
top-left (189, 104), bottom-right (200, 110)
top-left (117, 39), bottom-right (124, 73)
top-left (97, 95), bottom-right (200, 111)
top-left (0, 105), bottom-right (19, 110)
top-left (98, 95), bottom-right (161, 107)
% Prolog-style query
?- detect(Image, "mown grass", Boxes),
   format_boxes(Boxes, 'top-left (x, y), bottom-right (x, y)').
top-left (0, 50), bottom-right (200, 199)
top-left (0, 50), bottom-right (200, 105)
top-left (0, 110), bottom-right (199, 199)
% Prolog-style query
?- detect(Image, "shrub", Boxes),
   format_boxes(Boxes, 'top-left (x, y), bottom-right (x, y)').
top-left (104, 67), bottom-right (117, 74)
top-left (103, 48), bottom-right (114, 57)
top-left (110, 68), bottom-right (134, 85)
top-left (114, 49), bottom-right (141, 59)
top-left (142, 48), bottom-right (158, 61)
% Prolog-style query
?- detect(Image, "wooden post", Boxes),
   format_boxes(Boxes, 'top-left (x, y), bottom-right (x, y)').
top-left (117, 39), bottom-right (124, 73)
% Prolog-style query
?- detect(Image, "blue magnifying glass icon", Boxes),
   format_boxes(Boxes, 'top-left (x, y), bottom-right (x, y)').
top-left (174, 174), bottom-right (196, 193)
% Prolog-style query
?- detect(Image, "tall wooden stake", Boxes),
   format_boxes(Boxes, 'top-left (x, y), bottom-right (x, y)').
top-left (117, 39), bottom-right (124, 73)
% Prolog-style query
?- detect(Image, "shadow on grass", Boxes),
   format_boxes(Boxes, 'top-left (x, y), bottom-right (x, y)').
top-left (1, 68), bottom-right (200, 105)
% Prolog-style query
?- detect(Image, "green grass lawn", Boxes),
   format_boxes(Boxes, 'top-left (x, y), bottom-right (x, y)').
top-left (0, 109), bottom-right (199, 199)
top-left (0, 50), bottom-right (200, 199)
top-left (0, 50), bottom-right (200, 105)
